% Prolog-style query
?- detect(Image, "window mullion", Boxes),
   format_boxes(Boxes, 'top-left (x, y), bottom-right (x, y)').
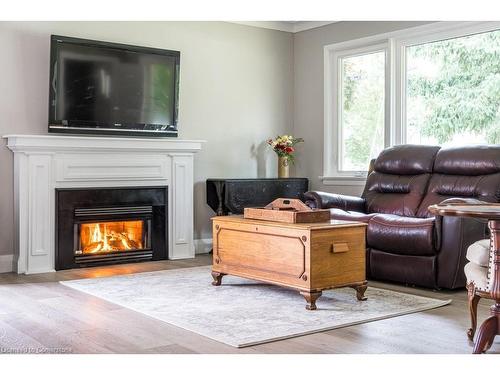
top-left (393, 39), bottom-right (404, 145)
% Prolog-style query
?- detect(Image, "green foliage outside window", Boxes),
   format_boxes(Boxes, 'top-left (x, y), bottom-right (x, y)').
top-left (341, 29), bottom-right (500, 172)
top-left (341, 52), bottom-right (385, 170)
top-left (407, 30), bottom-right (500, 143)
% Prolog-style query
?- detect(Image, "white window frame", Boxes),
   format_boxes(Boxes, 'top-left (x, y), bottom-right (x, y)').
top-left (330, 42), bottom-right (390, 180)
top-left (322, 21), bottom-right (500, 186)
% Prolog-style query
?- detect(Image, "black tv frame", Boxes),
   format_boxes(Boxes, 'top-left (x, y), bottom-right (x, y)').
top-left (48, 35), bottom-right (180, 138)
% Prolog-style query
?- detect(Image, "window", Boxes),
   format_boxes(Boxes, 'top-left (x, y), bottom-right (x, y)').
top-left (339, 50), bottom-right (386, 172)
top-left (405, 29), bottom-right (500, 146)
top-left (324, 42), bottom-right (390, 182)
top-left (323, 22), bottom-right (500, 184)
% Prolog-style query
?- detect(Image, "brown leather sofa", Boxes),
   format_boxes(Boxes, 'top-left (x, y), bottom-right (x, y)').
top-left (304, 145), bottom-right (500, 289)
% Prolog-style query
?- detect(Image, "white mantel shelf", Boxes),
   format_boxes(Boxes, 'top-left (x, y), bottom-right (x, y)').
top-left (5, 134), bottom-right (205, 152)
top-left (4, 134), bottom-right (205, 274)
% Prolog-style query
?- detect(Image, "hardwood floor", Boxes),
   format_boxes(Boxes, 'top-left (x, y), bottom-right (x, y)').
top-left (0, 254), bottom-right (498, 354)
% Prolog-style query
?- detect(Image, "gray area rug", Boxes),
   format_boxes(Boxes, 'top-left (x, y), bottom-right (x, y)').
top-left (61, 266), bottom-right (451, 347)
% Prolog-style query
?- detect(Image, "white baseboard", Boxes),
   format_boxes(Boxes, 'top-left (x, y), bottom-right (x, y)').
top-left (194, 238), bottom-right (213, 254)
top-left (0, 254), bottom-right (14, 273)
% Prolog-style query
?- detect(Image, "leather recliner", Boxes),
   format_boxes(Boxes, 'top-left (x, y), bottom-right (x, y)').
top-left (304, 145), bottom-right (500, 289)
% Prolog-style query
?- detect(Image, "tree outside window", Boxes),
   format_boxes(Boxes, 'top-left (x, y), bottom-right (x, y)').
top-left (406, 29), bottom-right (500, 145)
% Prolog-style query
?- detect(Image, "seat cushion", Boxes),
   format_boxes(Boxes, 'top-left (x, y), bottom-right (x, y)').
top-left (464, 262), bottom-right (489, 291)
top-left (367, 214), bottom-right (436, 256)
top-left (329, 208), bottom-right (376, 223)
top-left (466, 239), bottom-right (490, 267)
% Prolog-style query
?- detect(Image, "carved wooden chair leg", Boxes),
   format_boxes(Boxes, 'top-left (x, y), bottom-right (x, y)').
top-left (211, 271), bottom-right (225, 286)
top-left (467, 283), bottom-right (481, 341)
top-left (473, 314), bottom-right (498, 354)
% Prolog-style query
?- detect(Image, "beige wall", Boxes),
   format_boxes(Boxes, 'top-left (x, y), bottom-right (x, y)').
top-left (0, 21), bottom-right (442, 260)
top-left (292, 21), bottom-right (435, 196)
top-left (0, 21), bottom-right (294, 256)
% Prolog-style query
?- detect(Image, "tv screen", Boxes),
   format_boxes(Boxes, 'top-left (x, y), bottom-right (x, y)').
top-left (49, 35), bottom-right (180, 137)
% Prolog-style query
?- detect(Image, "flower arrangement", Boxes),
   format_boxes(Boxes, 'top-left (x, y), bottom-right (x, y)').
top-left (266, 135), bottom-right (304, 163)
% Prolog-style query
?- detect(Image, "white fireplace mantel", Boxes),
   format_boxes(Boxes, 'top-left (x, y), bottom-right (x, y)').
top-left (4, 134), bottom-right (204, 274)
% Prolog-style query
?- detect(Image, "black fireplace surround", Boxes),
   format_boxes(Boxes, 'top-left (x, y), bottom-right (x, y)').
top-left (55, 187), bottom-right (167, 270)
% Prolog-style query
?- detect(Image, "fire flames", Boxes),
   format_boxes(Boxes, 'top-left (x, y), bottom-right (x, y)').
top-left (80, 221), bottom-right (144, 254)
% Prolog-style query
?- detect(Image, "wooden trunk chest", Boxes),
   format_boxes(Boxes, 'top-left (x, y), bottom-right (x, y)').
top-left (211, 215), bottom-right (368, 310)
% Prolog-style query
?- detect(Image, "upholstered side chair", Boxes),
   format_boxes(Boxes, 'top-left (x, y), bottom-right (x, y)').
top-left (465, 239), bottom-right (493, 341)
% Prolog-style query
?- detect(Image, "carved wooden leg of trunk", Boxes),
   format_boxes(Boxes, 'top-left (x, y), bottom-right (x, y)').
top-left (211, 271), bottom-right (225, 286)
top-left (300, 291), bottom-right (322, 310)
top-left (473, 303), bottom-right (500, 354)
top-left (352, 282), bottom-right (368, 301)
top-left (467, 282), bottom-right (481, 341)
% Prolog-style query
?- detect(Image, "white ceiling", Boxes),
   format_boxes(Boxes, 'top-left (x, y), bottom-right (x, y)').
top-left (231, 21), bottom-right (337, 33)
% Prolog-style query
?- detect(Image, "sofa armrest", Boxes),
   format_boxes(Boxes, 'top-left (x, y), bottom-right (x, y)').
top-left (433, 197), bottom-right (489, 283)
top-left (434, 197), bottom-right (490, 288)
top-left (303, 191), bottom-right (366, 212)
top-left (436, 215), bottom-right (489, 289)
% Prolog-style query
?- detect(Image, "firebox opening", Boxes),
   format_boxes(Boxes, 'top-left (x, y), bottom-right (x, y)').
top-left (78, 220), bottom-right (148, 255)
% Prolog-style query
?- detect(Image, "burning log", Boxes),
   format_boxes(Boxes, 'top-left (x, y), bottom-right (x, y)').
top-left (82, 223), bottom-right (142, 254)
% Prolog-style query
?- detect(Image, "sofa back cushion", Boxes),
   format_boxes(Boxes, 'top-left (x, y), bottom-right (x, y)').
top-left (362, 145), bottom-right (440, 216)
top-left (417, 146), bottom-right (500, 217)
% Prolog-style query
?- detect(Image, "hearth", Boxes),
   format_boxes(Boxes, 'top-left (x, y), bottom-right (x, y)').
top-left (56, 187), bottom-right (167, 270)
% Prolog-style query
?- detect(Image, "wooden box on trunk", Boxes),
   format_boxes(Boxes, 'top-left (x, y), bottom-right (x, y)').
top-left (243, 198), bottom-right (330, 224)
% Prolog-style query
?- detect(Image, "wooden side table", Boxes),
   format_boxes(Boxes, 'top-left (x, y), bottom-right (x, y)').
top-left (429, 203), bottom-right (500, 354)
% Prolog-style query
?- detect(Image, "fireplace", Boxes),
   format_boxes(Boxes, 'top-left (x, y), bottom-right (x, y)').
top-left (56, 187), bottom-right (167, 270)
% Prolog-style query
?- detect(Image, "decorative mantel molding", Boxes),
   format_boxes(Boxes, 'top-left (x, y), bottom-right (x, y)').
top-left (6, 134), bottom-right (204, 153)
top-left (4, 134), bottom-right (204, 274)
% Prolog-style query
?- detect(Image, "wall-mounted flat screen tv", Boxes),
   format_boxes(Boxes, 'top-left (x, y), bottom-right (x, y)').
top-left (49, 35), bottom-right (180, 137)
